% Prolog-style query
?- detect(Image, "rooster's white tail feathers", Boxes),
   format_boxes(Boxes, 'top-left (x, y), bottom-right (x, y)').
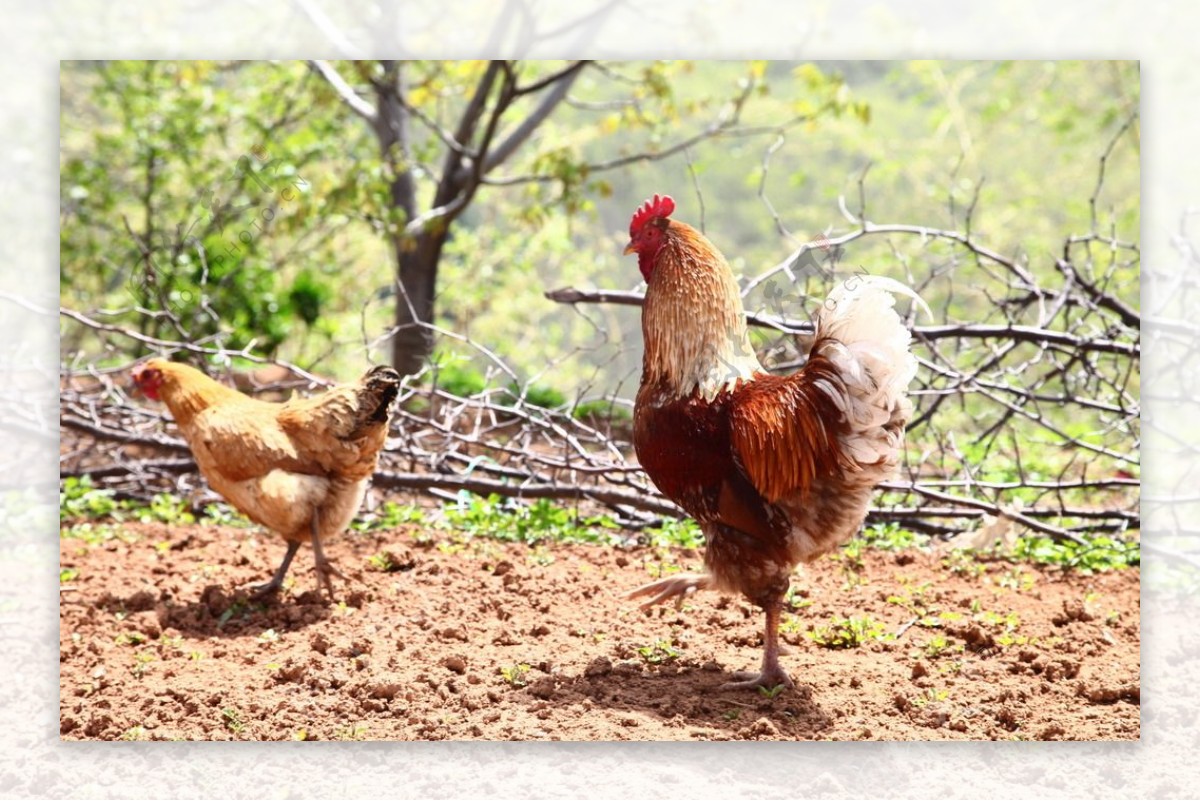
top-left (812, 275), bottom-right (928, 468)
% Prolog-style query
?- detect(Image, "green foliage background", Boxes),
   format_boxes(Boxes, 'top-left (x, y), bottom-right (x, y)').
top-left (60, 60), bottom-right (1138, 400)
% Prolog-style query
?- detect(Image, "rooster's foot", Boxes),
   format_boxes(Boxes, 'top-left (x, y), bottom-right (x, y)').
top-left (720, 666), bottom-right (795, 692)
top-left (627, 573), bottom-right (712, 610)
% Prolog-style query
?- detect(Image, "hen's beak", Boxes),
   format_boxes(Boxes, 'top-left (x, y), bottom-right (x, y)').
top-left (623, 242), bottom-right (636, 256)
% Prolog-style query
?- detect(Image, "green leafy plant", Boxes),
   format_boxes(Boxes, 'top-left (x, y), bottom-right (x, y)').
top-left (216, 599), bottom-right (259, 629)
top-left (923, 634), bottom-right (959, 659)
top-left (136, 493), bottom-right (196, 525)
top-left (833, 538), bottom-right (867, 587)
top-left (859, 523), bottom-right (929, 551)
top-left (572, 399), bottom-right (633, 424)
top-left (131, 651), bottom-right (155, 678)
top-left (911, 687), bottom-right (949, 708)
top-left (644, 518), bottom-right (705, 549)
top-left (61, 522), bottom-right (137, 547)
top-left (441, 492), bottom-right (619, 547)
top-left (334, 723), bottom-right (370, 741)
top-left (59, 476), bottom-right (120, 521)
top-left (366, 551), bottom-right (397, 572)
top-left (807, 616), bottom-right (891, 649)
top-left (942, 549), bottom-right (986, 579)
top-left (120, 726), bottom-right (149, 741)
top-left (203, 503), bottom-right (253, 527)
top-left (428, 356), bottom-right (488, 398)
top-left (635, 639), bottom-right (681, 665)
top-left (997, 567), bottom-right (1036, 592)
top-left (221, 707), bottom-right (245, 734)
top-left (500, 381), bottom-right (567, 411)
top-left (500, 663), bottom-right (531, 688)
top-left (1008, 534), bottom-right (1139, 573)
top-left (353, 501), bottom-right (426, 532)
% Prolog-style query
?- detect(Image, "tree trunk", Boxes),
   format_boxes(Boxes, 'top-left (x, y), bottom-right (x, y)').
top-left (390, 229), bottom-right (446, 376)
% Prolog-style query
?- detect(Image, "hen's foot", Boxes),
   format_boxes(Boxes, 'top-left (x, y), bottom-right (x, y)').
top-left (247, 578), bottom-right (284, 598)
top-left (312, 556), bottom-right (346, 599)
top-left (247, 540), bottom-right (301, 598)
top-left (307, 510), bottom-right (346, 600)
top-left (627, 573), bottom-right (711, 610)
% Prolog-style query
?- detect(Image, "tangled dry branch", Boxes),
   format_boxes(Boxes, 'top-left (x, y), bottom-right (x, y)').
top-left (59, 166), bottom-right (1139, 544)
top-left (60, 199), bottom-right (1139, 544)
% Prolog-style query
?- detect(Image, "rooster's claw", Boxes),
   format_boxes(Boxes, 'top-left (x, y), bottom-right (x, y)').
top-left (627, 573), bottom-right (712, 610)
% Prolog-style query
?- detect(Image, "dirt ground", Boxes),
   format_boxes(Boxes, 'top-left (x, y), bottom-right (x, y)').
top-left (58, 520), bottom-right (1139, 741)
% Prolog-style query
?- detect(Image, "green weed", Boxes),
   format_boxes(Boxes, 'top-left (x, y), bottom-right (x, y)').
top-left (911, 687), bottom-right (949, 708)
top-left (441, 492), bottom-right (619, 546)
top-left (833, 538), bottom-right (867, 587)
top-left (59, 476), bottom-right (120, 521)
top-left (61, 522), bottom-right (136, 547)
top-left (635, 639), bottom-right (681, 665)
top-left (352, 501), bottom-right (426, 533)
top-left (860, 523), bottom-right (929, 551)
top-left (334, 723), bottom-right (370, 741)
top-left (220, 707), bottom-right (245, 734)
top-left (500, 381), bottom-right (566, 411)
top-left (120, 726), bottom-right (149, 741)
top-left (202, 503), bottom-right (252, 527)
top-left (923, 634), bottom-right (959, 659)
top-left (134, 493), bottom-right (195, 525)
top-left (366, 551), bottom-right (397, 572)
top-left (428, 355), bottom-right (487, 397)
top-left (500, 663), bottom-right (531, 688)
top-left (807, 616), bottom-right (891, 649)
top-left (572, 399), bottom-right (633, 423)
top-left (644, 518), bottom-right (705, 549)
top-left (131, 651), bottom-right (155, 678)
top-left (942, 549), bottom-right (986, 579)
top-left (1008, 534), bottom-right (1139, 573)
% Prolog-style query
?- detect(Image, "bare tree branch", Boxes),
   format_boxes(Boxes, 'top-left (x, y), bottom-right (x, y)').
top-left (308, 59), bottom-right (377, 124)
top-left (475, 61), bottom-right (589, 176)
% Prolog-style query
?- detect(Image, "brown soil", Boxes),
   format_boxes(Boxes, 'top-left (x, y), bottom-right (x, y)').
top-left (59, 521), bottom-right (1139, 741)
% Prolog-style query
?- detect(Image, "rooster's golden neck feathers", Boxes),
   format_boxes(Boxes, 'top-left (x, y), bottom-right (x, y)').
top-left (640, 221), bottom-right (762, 401)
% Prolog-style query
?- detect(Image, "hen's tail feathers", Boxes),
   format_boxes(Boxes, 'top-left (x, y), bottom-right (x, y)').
top-left (360, 365), bottom-right (402, 426)
top-left (814, 275), bottom-right (929, 468)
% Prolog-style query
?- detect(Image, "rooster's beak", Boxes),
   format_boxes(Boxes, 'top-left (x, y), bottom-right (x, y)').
top-left (623, 242), bottom-right (636, 256)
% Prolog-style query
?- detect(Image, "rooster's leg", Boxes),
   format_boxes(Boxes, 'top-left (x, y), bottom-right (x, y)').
top-left (308, 509), bottom-right (345, 598)
top-left (721, 597), bottom-right (794, 691)
top-left (250, 540), bottom-right (301, 597)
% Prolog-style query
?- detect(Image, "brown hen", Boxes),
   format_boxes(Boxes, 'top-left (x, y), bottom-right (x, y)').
top-left (131, 358), bottom-right (400, 599)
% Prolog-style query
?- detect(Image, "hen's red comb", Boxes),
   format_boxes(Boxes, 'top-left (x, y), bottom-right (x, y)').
top-left (629, 194), bottom-right (675, 236)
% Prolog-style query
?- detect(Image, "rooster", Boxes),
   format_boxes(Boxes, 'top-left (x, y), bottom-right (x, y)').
top-left (131, 358), bottom-right (401, 599)
top-left (624, 194), bottom-right (927, 690)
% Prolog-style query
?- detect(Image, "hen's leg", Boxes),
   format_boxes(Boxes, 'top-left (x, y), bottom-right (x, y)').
top-left (308, 509), bottom-right (345, 599)
top-left (250, 540), bottom-right (301, 597)
top-left (722, 595), bottom-right (794, 691)
top-left (628, 573), bottom-right (711, 610)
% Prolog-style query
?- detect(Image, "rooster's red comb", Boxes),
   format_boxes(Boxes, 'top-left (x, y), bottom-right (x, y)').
top-left (629, 194), bottom-right (675, 236)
